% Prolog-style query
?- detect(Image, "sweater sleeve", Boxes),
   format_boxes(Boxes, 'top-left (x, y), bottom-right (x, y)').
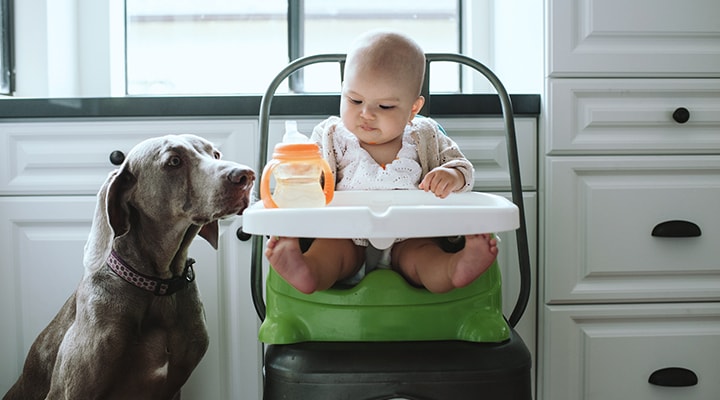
top-left (415, 118), bottom-right (475, 193)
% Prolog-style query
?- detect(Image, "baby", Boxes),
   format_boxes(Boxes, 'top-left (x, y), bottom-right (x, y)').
top-left (266, 30), bottom-right (498, 294)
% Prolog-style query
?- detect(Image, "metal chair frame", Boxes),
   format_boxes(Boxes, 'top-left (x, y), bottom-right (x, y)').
top-left (251, 53), bottom-right (531, 329)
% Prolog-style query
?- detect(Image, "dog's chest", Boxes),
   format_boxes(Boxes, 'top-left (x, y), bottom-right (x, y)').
top-left (126, 297), bottom-right (209, 386)
top-left (123, 322), bottom-right (208, 395)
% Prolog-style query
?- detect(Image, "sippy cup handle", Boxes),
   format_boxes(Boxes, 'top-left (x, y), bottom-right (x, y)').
top-left (260, 160), bottom-right (280, 209)
top-left (320, 158), bottom-right (335, 205)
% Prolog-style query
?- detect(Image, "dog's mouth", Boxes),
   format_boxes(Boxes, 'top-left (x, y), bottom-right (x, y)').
top-left (193, 195), bottom-right (251, 226)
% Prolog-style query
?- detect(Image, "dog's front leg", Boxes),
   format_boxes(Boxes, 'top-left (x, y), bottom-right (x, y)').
top-left (45, 321), bottom-right (126, 400)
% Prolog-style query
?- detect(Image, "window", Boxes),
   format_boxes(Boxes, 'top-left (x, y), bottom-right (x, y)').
top-left (125, 0), bottom-right (460, 95)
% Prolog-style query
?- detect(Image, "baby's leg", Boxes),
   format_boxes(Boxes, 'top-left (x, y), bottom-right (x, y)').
top-left (392, 234), bottom-right (498, 293)
top-left (265, 237), bottom-right (364, 294)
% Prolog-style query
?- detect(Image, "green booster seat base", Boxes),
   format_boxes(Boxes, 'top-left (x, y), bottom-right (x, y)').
top-left (258, 260), bottom-right (510, 344)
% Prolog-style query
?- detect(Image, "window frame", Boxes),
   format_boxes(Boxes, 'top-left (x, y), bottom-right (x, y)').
top-left (1, 0), bottom-right (14, 95)
top-left (286, 0), bottom-right (463, 93)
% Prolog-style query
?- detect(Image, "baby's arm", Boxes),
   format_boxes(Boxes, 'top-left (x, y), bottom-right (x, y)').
top-left (419, 166), bottom-right (465, 198)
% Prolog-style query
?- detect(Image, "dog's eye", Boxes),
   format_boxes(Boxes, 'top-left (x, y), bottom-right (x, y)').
top-left (213, 151), bottom-right (221, 160)
top-left (168, 156), bottom-right (182, 167)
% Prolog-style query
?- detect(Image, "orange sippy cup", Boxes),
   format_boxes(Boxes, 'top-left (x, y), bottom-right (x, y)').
top-left (260, 121), bottom-right (334, 208)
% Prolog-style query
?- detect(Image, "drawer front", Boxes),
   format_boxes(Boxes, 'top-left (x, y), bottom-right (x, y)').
top-left (542, 303), bottom-right (720, 400)
top-left (546, 79), bottom-right (720, 155)
top-left (437, 118), bottom-right (537, 191)
top-left (270, 117), bottom-right (538, 191)
top-left (0, 119), bottom-right (256, 195)
top-left (547, 0), bottom-right (720, 77)
top-left (545, 156), bottom-right (720, 303)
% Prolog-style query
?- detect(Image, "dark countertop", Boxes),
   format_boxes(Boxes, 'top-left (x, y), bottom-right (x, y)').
top-left (0, 94), bottom-right (540, 119)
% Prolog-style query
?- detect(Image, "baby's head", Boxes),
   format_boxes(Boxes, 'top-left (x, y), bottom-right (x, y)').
top-left (340, 31), bottom-right (426, 146)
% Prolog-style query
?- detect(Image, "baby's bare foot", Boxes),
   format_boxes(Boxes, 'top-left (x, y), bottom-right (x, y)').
top-left (265, 237), bottom-right (317, 294)
top-left (449, 234), bottom-right (498, 288)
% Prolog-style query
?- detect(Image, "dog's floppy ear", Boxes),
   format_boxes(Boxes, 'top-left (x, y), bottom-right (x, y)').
top-left (198, 221), bottom-right (219, 249)
top-left (106, 165), bottom-right (138, 238)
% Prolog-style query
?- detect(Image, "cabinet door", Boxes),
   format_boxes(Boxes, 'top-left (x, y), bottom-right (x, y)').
top-left (547, 0), bottom-right (720, 77)
top-left (0, 200), bottom-right (260, 399)
top-left (497, 192), bottom-right (537, 388)
top-left (542, 303), bottom-right (720, 400)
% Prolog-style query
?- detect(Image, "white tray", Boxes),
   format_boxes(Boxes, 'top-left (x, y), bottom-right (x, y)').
top-left (242, 190), bottom-right (519, 249)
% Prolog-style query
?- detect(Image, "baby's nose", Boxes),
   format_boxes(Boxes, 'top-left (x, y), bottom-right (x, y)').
top-left (360, 106), bottom-right (374, 119)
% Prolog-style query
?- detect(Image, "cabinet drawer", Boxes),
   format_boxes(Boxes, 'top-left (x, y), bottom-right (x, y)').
top-left (545, 156), bottom-right (720, 303)
top-left (0, 119), bottom-right (256, 195)
top-left (547, 0), bottom-right (720, 77)
top-left (272, 117), bottom-right (538, 191)
top-left (546, 79), bottom-right (720, 155)
top-left (436, 118), bottom-right (537, 191)
top-left (542, 303), bottom-right (720, 400)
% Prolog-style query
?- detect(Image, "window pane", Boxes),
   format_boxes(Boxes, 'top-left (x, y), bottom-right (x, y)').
top-left (302, 0), bottom-right (460, 93)
top-left (125, 0), bottom-right (459, 96)
top-left (126, 0), bottom-right (288, 95)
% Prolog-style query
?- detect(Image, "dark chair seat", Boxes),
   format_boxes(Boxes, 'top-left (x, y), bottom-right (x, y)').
top-left (263, 329), bottom-right (532, 400)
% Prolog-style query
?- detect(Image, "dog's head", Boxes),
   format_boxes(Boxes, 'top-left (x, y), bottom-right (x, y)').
top-left (105, 134), bottom-right (255, 249)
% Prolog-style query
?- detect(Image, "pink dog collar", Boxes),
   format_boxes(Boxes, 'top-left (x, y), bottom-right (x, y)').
top-left (106, 250), bottom-right (195, 296)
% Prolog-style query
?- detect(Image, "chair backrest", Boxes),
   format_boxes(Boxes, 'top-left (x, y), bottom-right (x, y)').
top-left (251, 53), bottom-right (531, 328)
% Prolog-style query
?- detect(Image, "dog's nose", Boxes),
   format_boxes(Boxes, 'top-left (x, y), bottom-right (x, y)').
top-left (228, 168), bottom-right (255, 188)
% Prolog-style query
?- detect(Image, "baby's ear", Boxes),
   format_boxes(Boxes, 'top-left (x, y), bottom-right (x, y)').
top-left (411, 96), bottom-right (425, 118)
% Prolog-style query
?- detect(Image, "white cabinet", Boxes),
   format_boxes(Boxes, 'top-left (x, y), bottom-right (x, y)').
top-left (543, 1), bottom-right (720, 399)
top-left (0, 119), bottom-right (262, 399)
top-left (1, 114), bottom-right (538, 399)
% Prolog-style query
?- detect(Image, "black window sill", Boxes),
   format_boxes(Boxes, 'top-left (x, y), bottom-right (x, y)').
top-left (0, 94), bottom-right (539, 120)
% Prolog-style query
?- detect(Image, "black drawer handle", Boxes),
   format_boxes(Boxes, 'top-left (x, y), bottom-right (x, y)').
top-left (648, 367), bottom-right (698, 387)
top-left (651, 220), bottom-right (701, 238)
top-left (109, 150), bottom-right (126, 166)
top-left (236, 227), bottom-right (252, 242)
top-left (672, 107), bottom-right (690, 124)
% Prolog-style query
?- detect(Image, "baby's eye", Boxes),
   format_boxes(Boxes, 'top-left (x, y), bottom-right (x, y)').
top-left (348, 98), bottom-right (362, 105)
top-left (379, 105), bottom-right (395, 110)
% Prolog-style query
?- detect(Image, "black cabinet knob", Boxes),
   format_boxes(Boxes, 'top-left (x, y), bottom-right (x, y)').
top-left (236, 227), bottom-right (252, 241)
top-left (109, 150), bottom-right (126, 165)
top-left (672, 107), bottom-right (690, 124)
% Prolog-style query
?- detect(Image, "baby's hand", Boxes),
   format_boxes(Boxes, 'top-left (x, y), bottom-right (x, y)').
top-left (419, 167), bottom-right (464, 198)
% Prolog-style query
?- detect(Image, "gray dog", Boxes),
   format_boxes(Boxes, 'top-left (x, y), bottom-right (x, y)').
top-left (3, 134), bottom-right (255, 400)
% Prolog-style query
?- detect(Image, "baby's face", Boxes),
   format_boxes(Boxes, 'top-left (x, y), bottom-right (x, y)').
top-left (340, 66), bottom-right (421, 146)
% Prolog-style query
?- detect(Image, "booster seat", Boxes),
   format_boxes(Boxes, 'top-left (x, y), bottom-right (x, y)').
top-left (246, 53), bottom-right (533, 400)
